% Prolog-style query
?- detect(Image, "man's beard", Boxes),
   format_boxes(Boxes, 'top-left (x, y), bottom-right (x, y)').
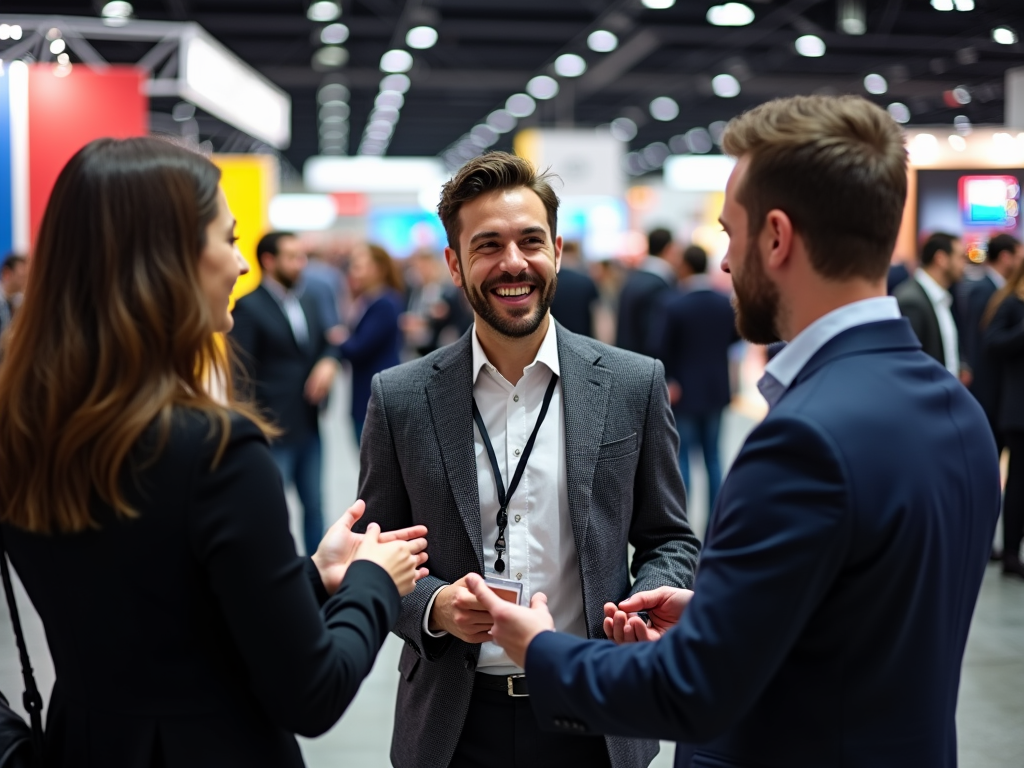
top-left (732, 240), bottom-right (781, 345)
top-left (462, 268), bottom-right (557, 339)
top-left (274, 266), bottom-right (297, 290)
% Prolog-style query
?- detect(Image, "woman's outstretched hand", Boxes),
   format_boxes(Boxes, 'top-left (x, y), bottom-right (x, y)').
top-left (312, 500), bottom-right (428, 595)
top-left (353, 523), bottom-right (427, 596)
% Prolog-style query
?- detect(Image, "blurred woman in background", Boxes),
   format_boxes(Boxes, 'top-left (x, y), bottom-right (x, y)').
top-left (339, 243), bottom-right (404, 444)
top-left (984, 257), bottom-right (1024, 580)
top-left (0, 137), bottom-right (428, 767)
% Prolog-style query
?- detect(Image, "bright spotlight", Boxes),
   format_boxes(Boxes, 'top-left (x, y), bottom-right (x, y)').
top-left (380, 49), bottom-right (413, 73)
top-left (527, 75), bottom-right (559, 100)
top-left (795, 35), bottom-right (826, 57)
top-left (587, 30), bottom-right (618, 52)
top-left (406, 26), bottom-right (438, 50)
top-left (308, 1), bottom-right (341, 22)
top-left (712, 73), bottom-right (741, 98)
top-left (554, 54), bottom-right (587, 78)
top-left (706, 3), bottom-right (754, 26)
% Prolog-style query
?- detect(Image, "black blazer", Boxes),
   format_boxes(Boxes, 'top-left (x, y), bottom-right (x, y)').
top-left (984, 294), bottom-right (1024, 432)
top-left (616, 268), bottom-right (672, 357)
top-left (2, 411), bottom-right (399, 768)
top-left (550, 267), bottom-right (599, 338)
top-left (651, 285), bottom-right (739, 417)
top-left (965, 275), bottom-right (1002, 422)
top-left (230, 284), bottom-right (335, 444)
top-left (894, 276), bottom-right (946, 366)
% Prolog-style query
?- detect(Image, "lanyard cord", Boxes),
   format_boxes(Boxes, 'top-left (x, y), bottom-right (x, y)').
top-left (471, 371), bottom-right (558, 574)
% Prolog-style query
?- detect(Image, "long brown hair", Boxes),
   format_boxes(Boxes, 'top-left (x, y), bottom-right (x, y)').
top-left (983, 256), bottom-right (1024, 329)
top-left (367, 243), bottom-right (404, 293)
top-left (0, 137), bottom-right (269, 534)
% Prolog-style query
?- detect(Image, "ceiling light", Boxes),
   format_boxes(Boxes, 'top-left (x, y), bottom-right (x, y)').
top-left (0, 25), bottom-right (22, 40)
top-left (313, 46), bottom-right (348, 70)
top-left (371, 106), bottom-right (400, 123)
top-left (321, 23), bottom-right (349, 45)
top-left (948, 135), bottom-right (967, 151)
top-left (909, 133), bottom-right (939, 164)
top-left (375, 91), bottom-right (405, 109)
top-left (380, 74), bottom-right (411, 93)
top-left (930, 0), bottom-right (953, 8)
top-left (57, 52), bottom-right (70, 65)
top-left (954, 114), bottom-right (972, 134)
top-left (864, 73), bottom-right (888, 95)
top-left (610, 117), bottom-right (638, 142)
top-left (49, 39), bottom-right (66, 55)
top-left (706, 3), bottom-right (755, 26)
top-left (101, 1), bottom-right (133, 19)
top-left (308, 1), bottom-right (341, 22)
top-left (795, 35), bottom-right (826, 57)
top-left (487, 109), bottom-right (517, 133)
top-left (953, 0), bottom-right (973, 10)
top-left (318, 83), bottom-right (349, 105)
top-left (406, 26), bottom-right (438, 50)
top-left (320, 103), bottom-right (350, 120)
top-left (506, 93), bottom-right (536, 117)
top-left (993, 27), bottom-right (1018, 45)
top-left (953, 86), bottom-right (971, 105)
top-left (527, 75), bottom-right (559, 100)
top-left (887, 102), bottom-right (911, 123)
top-left (709, 120), bottom-right (728, 145)
top-left (641, 0), bottom-right (676, 8)
top-left (838, 0), bottom-right (866, 34)
top-left (643, 142), bottom-right (670, 168)
top-left (686, 127), bottom-right (713, 154)
top-left (649, 96), bottom-right (679, 121)
top-left (554, 54), bottom-right (587, 78)
top-left (380, 49), bottom-right (413, 73)
top-left (712, 73), bottom-right (741, 98)
top-left (471, 124), bottom-right (499, 147)
top-left (587, 30), bottom-right (618, 53)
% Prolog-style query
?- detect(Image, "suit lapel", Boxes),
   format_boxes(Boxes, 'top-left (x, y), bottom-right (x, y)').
top-left (424, 334), bottom-right (484, 571)
top-left (257, 284), bottom-right (306, 356)
top-left (557, 326), bottom-right (612, 549)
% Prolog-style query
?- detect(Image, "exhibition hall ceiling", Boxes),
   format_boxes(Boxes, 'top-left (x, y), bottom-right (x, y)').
top-left (4, 0), bottom-right (1024, 173)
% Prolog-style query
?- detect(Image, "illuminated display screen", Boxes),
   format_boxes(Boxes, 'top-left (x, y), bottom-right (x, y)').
top-left (918, 169), bottom-right (1024, 245)
top-left (959, 175), bottom-right (1020, 228)
top-left (368, 209), bottom-right (447, 258)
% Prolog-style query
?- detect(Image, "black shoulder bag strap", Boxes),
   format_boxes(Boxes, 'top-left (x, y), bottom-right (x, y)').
top-left (0, 529), bottom-right (44, 762)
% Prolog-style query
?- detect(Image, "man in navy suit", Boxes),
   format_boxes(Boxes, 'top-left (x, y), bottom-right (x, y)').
top-left (652, 245), bottom-right (739, 511)
top-left (468, 95), bottom-right (1001, 767)
top-left (616, 228), bottom-right (678, 357)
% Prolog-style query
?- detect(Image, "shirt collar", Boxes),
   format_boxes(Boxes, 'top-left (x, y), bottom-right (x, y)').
top-left (914, 268), bottom-right (951, 307)
top-left (985, 266), bottom-right (1008, 290)
top-left (761, 296), bottom-right (900, 401)
top-left (640, 256), bottom-right (676, 284)
top-left (262, 275), bottom-right (300, 301)
top-left (471, 315), bottom-right (560, 385)
top-left (684, 274), bottom-right (714, 291)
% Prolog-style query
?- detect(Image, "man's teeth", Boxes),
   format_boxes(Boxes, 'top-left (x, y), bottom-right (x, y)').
top-left (495, 286), bottom-right (532, 297)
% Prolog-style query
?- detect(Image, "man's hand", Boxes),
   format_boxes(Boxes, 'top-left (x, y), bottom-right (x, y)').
top-left (304, 358), bottom-right (339, 404)
top-left (465, 574), bottom-right (555, 668)
top-left (428, 574), bottom-right (495, 643)
top-left (602, 586), bottom-right (694, 643)
top-left (312, 500), bottom-right (429, 595)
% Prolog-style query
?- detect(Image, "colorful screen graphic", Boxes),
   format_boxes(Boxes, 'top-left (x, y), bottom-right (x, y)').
top-left (959, 175), bottom-right (1021, 228)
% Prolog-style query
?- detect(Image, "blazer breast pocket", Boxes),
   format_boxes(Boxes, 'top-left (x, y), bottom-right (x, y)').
top-left (596, 432), bottom-right (638, 461)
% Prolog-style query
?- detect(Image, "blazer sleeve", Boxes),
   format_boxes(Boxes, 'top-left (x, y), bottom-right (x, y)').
top-left (355, 374), bottom-right (453, 661)
top-left (983, 299), bottom-right (1024, 358)
top-left (896, 291), bottom-right (931, 349)
top-left (228, 299), bottom-right (260, 384)
top-left (627, 358), bottom-right (701, 593)
top-left (188, 420), bottom-right (400, 737)
top-left (526, 414), bottom-right (849, 743)
top-left (339, 298), bottom-right (400, 365)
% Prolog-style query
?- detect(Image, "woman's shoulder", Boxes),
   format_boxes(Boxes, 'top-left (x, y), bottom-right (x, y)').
top-left (139, 407), bottom-right (267, 466)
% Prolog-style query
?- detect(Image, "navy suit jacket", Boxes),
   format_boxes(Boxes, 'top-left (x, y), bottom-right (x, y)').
top-left (651, 285), bottom-right (739, 417)
top-left (964, 275), bottom-right (1001, 425)
top-left (338, 290), bottom-right (403, 424)
top-left (527, 318), bottom-right (1001, 768)
top-left (616, 268), bottom-right (672, 357)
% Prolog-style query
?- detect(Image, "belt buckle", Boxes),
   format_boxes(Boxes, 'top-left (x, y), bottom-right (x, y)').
top-left (507, 674), bottom-right (528, 698)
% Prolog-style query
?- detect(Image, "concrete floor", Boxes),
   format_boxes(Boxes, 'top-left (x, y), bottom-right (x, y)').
top-left (0, 369), bottom-right (1020, 767)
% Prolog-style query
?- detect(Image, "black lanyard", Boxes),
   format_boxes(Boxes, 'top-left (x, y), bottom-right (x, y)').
top-left (472, 371), bottom-right (558, 574)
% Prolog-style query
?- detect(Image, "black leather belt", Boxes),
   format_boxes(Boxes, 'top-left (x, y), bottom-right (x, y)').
top-left (475, 672), bottom-right (529, 697)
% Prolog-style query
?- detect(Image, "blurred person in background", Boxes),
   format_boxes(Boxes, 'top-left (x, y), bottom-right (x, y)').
top-left (0, 253), bottom-right (28, 335)
top-left (615, 227), bottom-right (679, 356)
top-left (338, 243), bottom-right (404, 444)
top-left (302, 246), bottom-right (347, 346)
top-left (231, 231), bottom-right (340, 556)
top-left (652, 244), bottom-right (739, 513)
top-left (0, 137), bottom-right (429, 768)
top-left (983, 258), bottom-right (1024, 579)
top-left (549, 240), bottom-right (599, 338)
top-left (894, 232), bottom-right (969, 383)
top-left (402, 248), bottom-right (472, 357)
top-left (965, 234), bottom-right (1023, 449)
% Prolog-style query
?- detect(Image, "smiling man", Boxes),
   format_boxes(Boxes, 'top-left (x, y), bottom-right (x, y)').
top-left (354, 152), bottom-right (700, 768)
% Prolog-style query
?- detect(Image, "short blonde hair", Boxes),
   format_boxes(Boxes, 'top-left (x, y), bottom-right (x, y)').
top-left (722, 95), bottom-right (907, 282)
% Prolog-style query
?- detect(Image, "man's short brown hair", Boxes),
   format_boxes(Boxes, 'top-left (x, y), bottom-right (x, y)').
top-left (437, 152), bottom-right (560, 255)
top-left (722, 95), bottom-right (907, 282)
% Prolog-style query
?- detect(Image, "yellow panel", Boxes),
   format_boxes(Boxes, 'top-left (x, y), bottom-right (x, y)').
top-left (513, 128), bottom-right (541, 167)
top-left (212, 154), bottom-right (278, 300)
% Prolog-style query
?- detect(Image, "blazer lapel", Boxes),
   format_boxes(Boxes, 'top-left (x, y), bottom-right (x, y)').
top-left (424, 334), bottom-right (484, 571)
top-left (557, 325), bottom-right (612, 549)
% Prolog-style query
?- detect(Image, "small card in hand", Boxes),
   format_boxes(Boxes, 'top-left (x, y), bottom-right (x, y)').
top-left (484, 576), bottom-right (524, 606)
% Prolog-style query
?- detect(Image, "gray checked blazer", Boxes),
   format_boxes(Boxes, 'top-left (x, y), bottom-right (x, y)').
top-left (356, 322), bottom-right (700, 768)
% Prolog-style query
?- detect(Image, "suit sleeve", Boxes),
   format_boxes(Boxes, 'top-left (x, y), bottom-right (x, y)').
top-left (527, 414), bottom-right (849, 743)
top-left (340, 299), bottom-right (400, 365)
top-left (896, 292), bottom-right (930, 348)
top-left (355, 374), bottom-right (453, 661)
top-left (983, 299), bottom-right (1024, 357)
top-left (188, 422), bottom-right (400, 738)
top-left (627, 358), bottom-right (701, 593)
top-left (228, 299), bottom-right (260, 385)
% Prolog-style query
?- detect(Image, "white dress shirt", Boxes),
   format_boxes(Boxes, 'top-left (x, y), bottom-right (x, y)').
top-left (914, 269), bottom-right (959, 376)
top-left (423, 319), bottom-right (587, 675)
top-left (985, 266), bottom-right (1007, 290)
top-left (263, 277), bottom-right (310, 348)
top-left (758, 297), bottom-right (901, 409)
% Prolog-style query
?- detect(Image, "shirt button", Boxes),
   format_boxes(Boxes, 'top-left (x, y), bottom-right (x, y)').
top-left (515, 514), bottom-right (521, 523)
top-left (513, 394), bottom-right (519, 402)
top-left (514, 448), bottom-right (521, 456)
top-left (516, 572), bottom-right (523, 580)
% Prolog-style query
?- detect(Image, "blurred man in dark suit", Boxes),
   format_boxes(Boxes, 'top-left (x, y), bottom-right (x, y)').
top-left (652, 245), bottom-right (738, 512)
top-left (230, 232), bottom-right (340, 555)
top-left (616, 228), bottom-right (678, 356)
top-left (550, 240), bottom-right (599, 338)
top-left (0, 253), bottom-right (27, 336)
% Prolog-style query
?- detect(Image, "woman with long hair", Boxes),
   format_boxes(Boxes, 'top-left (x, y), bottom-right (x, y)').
top-left (0, 137), bottom-right (428, 767)
top-left (983, 256), bottom-right (1024, 579)
top-left (339, 243), bottom-right (405, 443)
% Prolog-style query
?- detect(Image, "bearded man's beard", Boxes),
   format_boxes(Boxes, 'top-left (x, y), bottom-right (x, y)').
top-left (461, 268), bottom-right (557, 339)
top-left (731, 241), bottom-right (781, 345)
